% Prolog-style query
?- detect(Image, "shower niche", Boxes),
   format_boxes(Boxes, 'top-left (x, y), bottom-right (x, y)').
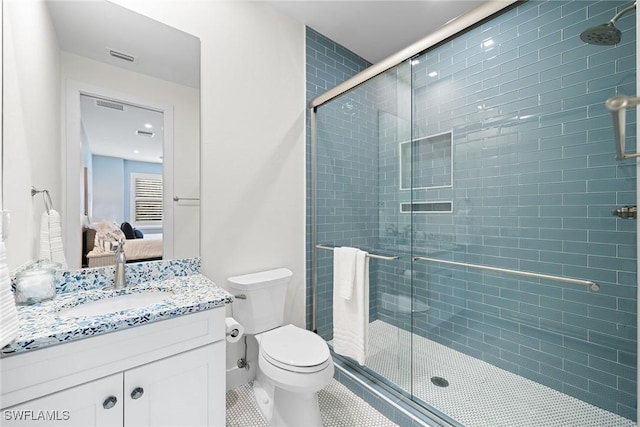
top-left (399, 131), bottom-right (453, 214)
top-left (399, 131), bottom-right (452, 191)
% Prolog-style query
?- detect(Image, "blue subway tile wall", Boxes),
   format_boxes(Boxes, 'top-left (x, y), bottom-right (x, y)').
top-left (305, 28), bottom-right (372, 332)
top-left (403, 1), bottom-right (636, 419)
top-left (308, 0), bottom-right (636, 423)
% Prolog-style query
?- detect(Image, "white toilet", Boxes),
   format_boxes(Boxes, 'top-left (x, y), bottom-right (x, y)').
top-left (228, 268), bottom-right (334, 427)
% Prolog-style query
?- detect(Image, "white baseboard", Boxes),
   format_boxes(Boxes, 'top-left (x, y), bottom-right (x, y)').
top-left (226, 364), bottom-right (256, 392)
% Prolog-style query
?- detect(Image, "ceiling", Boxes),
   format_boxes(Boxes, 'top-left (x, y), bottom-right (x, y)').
top-left (48, 0), bottom-right (489, 86)
top-left (49, 0), bottom-right (489, 163)
top-left (80, 95), bottom-right (164, 164)
top-left (269, 0), bottom-right (489, 64)
top-left (47, 0), bottom-right (194, 164)
top-left (47, 0), bottom-right (200, 89)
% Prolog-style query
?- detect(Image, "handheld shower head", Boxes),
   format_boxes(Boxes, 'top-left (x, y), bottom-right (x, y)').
top-left (580, 2), bottom-right (636, 45)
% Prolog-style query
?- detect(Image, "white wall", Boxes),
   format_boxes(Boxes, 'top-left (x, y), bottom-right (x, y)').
top-left (3, 0), bottom-right (61, 270)
top-left (92, 156), bottom-right (125, 222)
top-left (110, 0), bottom-right (306, 383)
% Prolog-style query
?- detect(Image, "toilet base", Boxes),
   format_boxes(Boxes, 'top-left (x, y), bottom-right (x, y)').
top-left (272, 386), bottom-right (322, 427)
top-left (253, 374), bottom-right (323, 427)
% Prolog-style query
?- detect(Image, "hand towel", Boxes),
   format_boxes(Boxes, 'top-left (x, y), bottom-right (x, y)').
top-left (333, 249), bottom-right (369, 365)
top-left (0, 241), bottom-right (19, 348)
top-left (39, 209), bottom-right (67, 269)
top-left (333, 246), bottom-right (359, 300)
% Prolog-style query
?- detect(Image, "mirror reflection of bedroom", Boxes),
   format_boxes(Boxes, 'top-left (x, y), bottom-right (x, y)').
top-left (81, 94), bottom-right (164, 268)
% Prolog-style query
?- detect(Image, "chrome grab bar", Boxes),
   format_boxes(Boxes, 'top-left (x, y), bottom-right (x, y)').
top-left (605, 95), bottom-right (640, 161)
top-left (316, 244), bottom-right (399, 261)
top-left (412, 256), bottom-right (600, 291)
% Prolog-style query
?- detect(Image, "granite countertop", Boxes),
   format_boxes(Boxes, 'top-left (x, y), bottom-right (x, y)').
top-left (2, 259), bottom-right (233, 357)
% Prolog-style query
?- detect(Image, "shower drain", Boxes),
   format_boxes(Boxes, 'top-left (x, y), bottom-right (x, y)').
top-left (430, 376), bottom-right (449, 388)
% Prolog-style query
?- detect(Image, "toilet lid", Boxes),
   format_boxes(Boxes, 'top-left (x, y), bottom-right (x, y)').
top-left (261, 325), bottom-right (330, 371)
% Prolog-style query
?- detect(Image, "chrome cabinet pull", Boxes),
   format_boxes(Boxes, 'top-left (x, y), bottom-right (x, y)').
top-left (102, 396), bottom-right (117, 409)
top-left (130, 387), bottom-right (144, 400)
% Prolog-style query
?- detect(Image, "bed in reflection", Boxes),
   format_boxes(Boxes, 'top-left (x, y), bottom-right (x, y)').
top-left (83, 221), bottom-right (162, 267)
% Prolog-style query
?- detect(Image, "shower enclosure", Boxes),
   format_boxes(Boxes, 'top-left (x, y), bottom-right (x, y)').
top-left (309, 1), bottom-right (637, 425)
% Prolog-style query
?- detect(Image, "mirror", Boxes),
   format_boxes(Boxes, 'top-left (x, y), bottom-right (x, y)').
top-left (2, 0), bottom-right (201, 270)
top-left (80, 94), bottom-right (165, 268)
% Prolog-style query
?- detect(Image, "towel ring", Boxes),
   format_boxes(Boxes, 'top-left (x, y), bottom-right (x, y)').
top-left (31, 187), bottom-right (52, 214)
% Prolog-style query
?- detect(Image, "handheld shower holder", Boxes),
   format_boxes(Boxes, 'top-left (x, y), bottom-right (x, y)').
top-left (605, 95), bottom-right (640, 161)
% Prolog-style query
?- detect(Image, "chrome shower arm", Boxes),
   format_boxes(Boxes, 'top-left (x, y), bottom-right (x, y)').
top-left (610, 2), bottom-right (636, 24)
top-left (605, 95), bottom-right (640, 161)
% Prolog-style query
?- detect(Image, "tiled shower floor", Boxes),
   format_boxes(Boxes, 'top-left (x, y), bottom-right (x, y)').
top-left (365, 319), bottom-right (635, 427)
top-left (226, 378), bottom-right (399, 427)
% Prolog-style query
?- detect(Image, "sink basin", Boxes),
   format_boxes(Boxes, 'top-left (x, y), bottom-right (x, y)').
top-left (59, 291), bottom-right (171, 317)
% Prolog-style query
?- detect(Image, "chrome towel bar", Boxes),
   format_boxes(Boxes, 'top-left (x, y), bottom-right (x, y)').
top-left (316, 244), bottom-right (399, 261)
top-left (412, 256), bottom-right (600, 291)
top-left (173, 196), bottom-right (200, 201)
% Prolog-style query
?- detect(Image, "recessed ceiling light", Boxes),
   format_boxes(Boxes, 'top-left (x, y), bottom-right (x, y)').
top-left (428, 71), bottom-right (438, 77)
top-left (144, 123), bottom-right (153, 129)
top-left (133, 149), bottom-right (140, 154)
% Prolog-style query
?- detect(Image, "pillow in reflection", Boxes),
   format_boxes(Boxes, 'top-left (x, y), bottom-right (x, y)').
top-left (120, 222), bottom-right (136, 240)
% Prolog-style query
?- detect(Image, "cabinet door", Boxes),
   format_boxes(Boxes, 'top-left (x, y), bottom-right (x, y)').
top-left (1, 374), bottom-right (122, 427)
top-left (124, 342), bottom-right (224, 427)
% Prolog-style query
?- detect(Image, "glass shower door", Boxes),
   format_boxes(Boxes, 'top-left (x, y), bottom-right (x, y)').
top-left (408, 1), bottom-right (637, 425)
top-left (373, 60), bottom-right (413, 395)
top-left (314, 60), bottom-right (413, 397)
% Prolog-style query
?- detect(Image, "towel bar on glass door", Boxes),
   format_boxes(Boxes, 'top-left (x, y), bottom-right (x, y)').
top-left (412, 256), bottom-right (600, 291)
top-left (316, 244), bottom-right (399, 261)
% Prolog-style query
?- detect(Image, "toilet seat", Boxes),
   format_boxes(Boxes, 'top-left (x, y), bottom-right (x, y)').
top-left (260, 325), bottom-right (330, 373)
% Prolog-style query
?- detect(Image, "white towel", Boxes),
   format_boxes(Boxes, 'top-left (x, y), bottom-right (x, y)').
top-left (39, 210), bottom-right (67, 269)
top-left (333, 249), bottom-right (369, 365)
top-left (333, 247), bottom-right (359, 300)
top-left (0, 241), bottom-right (19, 348)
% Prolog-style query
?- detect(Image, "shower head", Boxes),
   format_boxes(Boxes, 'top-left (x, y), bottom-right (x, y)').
top-left (580, 23), bottom-right (622, 45)
top-left (580, 2), bottom-right (636, 45)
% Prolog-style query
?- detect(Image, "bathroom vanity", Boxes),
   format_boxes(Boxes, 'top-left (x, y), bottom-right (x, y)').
top-left (0, 259), bottom-right (233, 427)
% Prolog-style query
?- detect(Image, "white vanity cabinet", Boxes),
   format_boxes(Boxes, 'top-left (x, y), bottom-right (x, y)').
top-left (2, 373), bottom-right (123, 426)
top-left (1, 308), bottom-right (226, 427)
top-left (124, 342), bottom-right (222, 426)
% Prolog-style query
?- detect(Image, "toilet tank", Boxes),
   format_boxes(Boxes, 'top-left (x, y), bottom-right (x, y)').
top-left (227, 268), bottom-right (293, 335)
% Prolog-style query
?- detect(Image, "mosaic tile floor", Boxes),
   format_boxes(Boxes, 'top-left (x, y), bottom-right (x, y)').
top-left (365, 319), bottom-right (635, 427)
top-left (226, 378), bottom-right (399, 427)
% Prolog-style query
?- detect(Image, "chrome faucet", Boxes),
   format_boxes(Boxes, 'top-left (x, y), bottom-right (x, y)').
top-left (114, 237), bottom-right (127, 288)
